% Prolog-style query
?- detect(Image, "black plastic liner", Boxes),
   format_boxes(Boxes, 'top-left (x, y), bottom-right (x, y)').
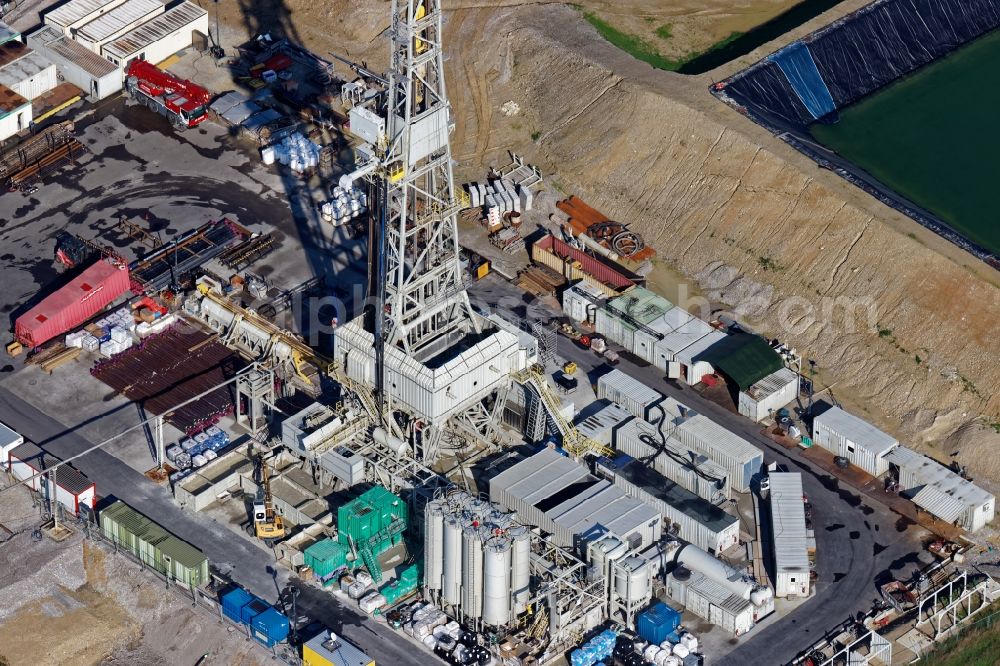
top-left (723, 0), bottom-right (1000, 126)
top-left (712, 0), bottom-right (1000, 268)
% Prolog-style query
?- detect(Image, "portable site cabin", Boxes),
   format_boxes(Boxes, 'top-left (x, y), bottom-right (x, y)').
top-left (886, 446), bottom-right (995, 532)
top-left (769, 473), bottom-right (809, 598)
top-left (0, 42), bottom-right (58, 101)
top-left (0, 84), bottom-right (30, 141)
top-left (27, 25), bottom-right (122, 100)
top-left (7, 442), bottom-right (95, 515)
top-left (71, 0), bottom-right (165, 53)
top-left (811, 405), bottom-right (897, 477)
top-left (102, 1), bottom-right (209, 68)
top-left (738, 367), bottom-right (800, 423)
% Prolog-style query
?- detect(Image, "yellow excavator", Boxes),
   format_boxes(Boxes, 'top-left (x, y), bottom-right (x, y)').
top-left (252, 454), bottom-right (285, 546)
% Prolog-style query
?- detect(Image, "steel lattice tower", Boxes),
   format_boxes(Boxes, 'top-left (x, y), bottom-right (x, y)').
top-left (376, 0), bottom-right (479, 358)
top-left (334, 0), bottom-right (535, 463)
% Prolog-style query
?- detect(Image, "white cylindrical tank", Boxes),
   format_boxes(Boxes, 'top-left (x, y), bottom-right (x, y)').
top-left (482, 536), bottom-right (512, 626)
top-left (461, 525), bottom-right (484, 618)
top-left (614, 556), bottom-right (650, 602)
top-left (442, 515), bottom-right (463, 605)
top-left (662, 656), bottom-right (682, 666)
top-left (510, 526), bottom-right (531, 613)
top-left (643, 646), bottom-right (660, 663)
top-left (675, 545), bottom-right (754, 600)
top-left (373, 427), bottom-right (411, 457)
top-left (672, 643), bottom-right (690, 659)
top-left (424, 501), bottom-right (445, 590)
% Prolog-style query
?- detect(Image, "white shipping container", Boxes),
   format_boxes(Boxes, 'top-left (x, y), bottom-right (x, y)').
top-left (613, 418), bottom-right (730, 503)
top-left (597, 369), bottom-right (665, 421)
top-left (674, 415), bottom-right (763, 492)
top-left (599, 459), bottom-right (738, 553)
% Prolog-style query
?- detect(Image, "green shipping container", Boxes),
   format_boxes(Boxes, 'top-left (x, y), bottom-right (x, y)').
top-left (99, 501), bottom-right (209, 590)
top-left (303, 539), bottom-right (349, 577)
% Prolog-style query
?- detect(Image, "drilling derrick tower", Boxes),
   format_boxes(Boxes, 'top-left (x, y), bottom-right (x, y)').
top-left (334, 0), bottom-right (537, 464)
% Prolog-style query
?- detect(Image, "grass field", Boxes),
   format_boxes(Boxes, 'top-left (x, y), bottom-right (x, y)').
top-left (811, 29), bottom-right (1000, 255)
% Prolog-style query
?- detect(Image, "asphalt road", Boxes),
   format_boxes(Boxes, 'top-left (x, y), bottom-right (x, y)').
top-left (469, 276), bottom-right (930, 665)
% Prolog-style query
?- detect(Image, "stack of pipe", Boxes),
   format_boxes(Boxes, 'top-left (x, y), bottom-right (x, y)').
top-left (91, 324), bottom-right (244, 433)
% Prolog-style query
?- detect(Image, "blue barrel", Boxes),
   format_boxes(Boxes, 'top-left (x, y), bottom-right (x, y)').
top-left (221, 588), bottom-right (253, 623)
top-left (251, 607), bottom-right (289, 647)
top-left (240, 597), bottom-right (270, 625)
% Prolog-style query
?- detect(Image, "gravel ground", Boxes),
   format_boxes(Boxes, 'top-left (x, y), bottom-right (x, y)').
top-left (0, 477), bottom-right (272, 666)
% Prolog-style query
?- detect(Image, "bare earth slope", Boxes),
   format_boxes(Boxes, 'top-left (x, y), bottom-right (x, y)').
top-left (219, 0), bottom-right (1000, 486)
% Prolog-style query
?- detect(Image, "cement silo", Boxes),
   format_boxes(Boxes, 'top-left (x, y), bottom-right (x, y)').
top-left (424, 500), bottom-right (445, 591)
top-left (461, 525), bottom-right (484, 619)
top-left (482, 536), bottom-right (512, 626)
top-left (442, 515), bottom-right (463, 605)
top-left (614, 556), bottom-right (650, 603)
top-left (510, 526), bottom-right (531, 614)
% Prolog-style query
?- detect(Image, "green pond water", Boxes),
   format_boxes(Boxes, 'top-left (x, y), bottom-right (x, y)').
top-left (811, 29), bottom-right (1000, 255)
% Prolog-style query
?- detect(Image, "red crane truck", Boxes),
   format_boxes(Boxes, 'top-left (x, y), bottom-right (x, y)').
top-left (125, 60), bottom-right (210, 130)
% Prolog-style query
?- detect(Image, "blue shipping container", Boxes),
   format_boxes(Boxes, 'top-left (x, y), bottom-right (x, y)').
top-left (251, 607), bottom-right (289, 647)
top-left (240, 597), bottom-right (270, 624)
top-left (637, 602), bottom-right (681, 645)
top-left (221, 588), bottom-right (253, 623)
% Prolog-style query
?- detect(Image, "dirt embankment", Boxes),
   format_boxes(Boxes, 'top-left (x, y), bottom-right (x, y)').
top-left (443, 3), bottom-right (1000, 481)
top-left (215, 1), bottom-right (1000, 485)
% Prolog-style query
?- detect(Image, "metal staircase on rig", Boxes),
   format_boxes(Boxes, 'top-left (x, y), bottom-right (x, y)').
top-left (515, 367), bottom-right (613, 459)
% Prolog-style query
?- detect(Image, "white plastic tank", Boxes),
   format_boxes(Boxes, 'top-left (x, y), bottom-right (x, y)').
top-left (510, 526), bottom-right (531, 613)
top-left (750, 586), bottom-right (774, 606)
top-left (614, 556), bottom-right (650, 602)
top-left (672, 643), bottom-right (690, 659)
top-left (681, 633), bottom-right (698, 652)
top-left (461, 525), bottom-right (484, 618)
top-left (442, 515), bottom-right (463, 605)
top-left (661, 656), bottom-right (682, 666)
top-left (482, 536), bottom-right (512, 626)
top-left (424, 501), bottom-right (445, 590)
top-left (643, 645), bottom-right (660, 662)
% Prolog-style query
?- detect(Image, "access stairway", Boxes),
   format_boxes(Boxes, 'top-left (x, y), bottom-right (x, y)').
top-left (515, 366), bottom-right (613, 459)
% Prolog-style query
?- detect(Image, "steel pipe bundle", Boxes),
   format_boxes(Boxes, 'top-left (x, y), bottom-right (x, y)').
top-left (92, 324), bottom-right (244, 433)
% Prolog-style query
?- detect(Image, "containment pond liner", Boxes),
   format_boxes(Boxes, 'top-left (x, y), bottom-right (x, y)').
top-left (810, 28), bottom-right (1000, 255)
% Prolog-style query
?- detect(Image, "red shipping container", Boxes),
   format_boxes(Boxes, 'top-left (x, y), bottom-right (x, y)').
top-left (15, 259), bottom-right (131, 348)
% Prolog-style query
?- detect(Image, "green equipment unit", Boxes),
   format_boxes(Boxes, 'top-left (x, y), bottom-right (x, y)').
top-left (303, 538), bottom-right (349, 578)
top-left (99, 500), bottom-right (209, 589)
top-left (337, 486), bottom-right (408, 583)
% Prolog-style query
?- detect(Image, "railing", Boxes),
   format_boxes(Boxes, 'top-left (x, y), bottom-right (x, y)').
top-left (514, 367), bottom-right (613, 459)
